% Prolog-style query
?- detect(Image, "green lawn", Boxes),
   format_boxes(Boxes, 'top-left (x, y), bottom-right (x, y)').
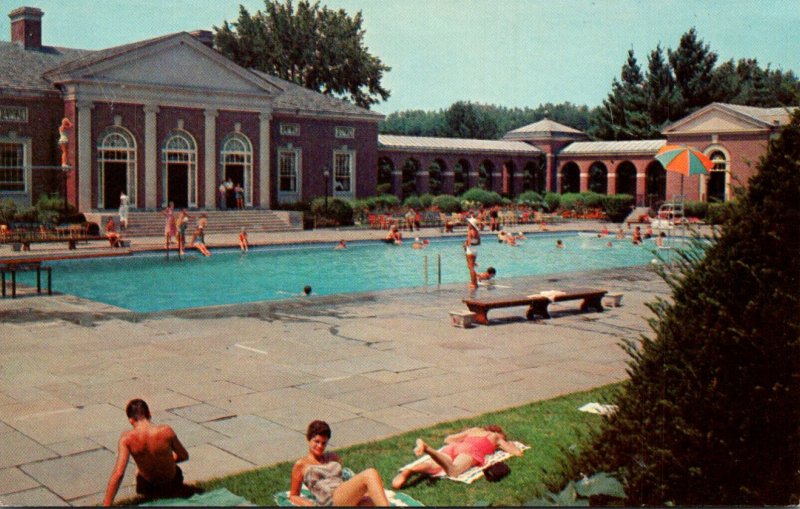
top-left (191, 383), bottom-right (621, 507)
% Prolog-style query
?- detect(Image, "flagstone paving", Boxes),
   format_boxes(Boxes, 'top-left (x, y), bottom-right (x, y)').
top-left (0, 224), bottom-right (673, 506)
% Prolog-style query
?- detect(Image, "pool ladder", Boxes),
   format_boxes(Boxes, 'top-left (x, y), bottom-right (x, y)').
top-left (423, 254), bottom-right (442, 287)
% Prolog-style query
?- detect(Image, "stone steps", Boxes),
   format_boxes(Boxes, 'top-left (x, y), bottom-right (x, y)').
top-left (109, 210), bottom-right (301, 237)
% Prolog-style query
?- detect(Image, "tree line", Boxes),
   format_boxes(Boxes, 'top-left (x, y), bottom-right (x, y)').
top-left (380, 28), bottom-right (799, 140)
top-left (212, 2), bottom-right (798, 141)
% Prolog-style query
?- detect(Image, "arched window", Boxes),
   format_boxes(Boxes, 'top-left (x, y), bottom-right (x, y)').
top-left (97, 127), bottom-right (136, 209)
top-left (706, 150), bottom-right (728, 202)
top-left (221, 133), bottom-right (253, 207)
top-left (162, 131), bottom-right (197, 208)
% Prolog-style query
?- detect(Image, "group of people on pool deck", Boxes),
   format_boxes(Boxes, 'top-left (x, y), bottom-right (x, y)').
top-left (161, 202), bottom-right (211, 257)
top-left (103, 399), bottom-right (521, 506)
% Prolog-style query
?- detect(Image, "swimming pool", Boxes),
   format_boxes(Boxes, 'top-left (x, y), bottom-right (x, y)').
top-left (16, 232), bottom-right (676, 312)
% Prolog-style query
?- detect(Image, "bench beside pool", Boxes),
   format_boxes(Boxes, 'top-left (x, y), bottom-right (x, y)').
top-left (463, 288), bottom-right (607, 325)
top-left (1, 260), bottom-right (52, 298)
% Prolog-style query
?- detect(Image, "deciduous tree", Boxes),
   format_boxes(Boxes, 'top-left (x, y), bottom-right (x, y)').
top-left (214, 0), bottom-right (390, 109)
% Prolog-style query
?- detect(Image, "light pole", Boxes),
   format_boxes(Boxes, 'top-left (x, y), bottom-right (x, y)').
top-left (322, 165), bottom-right (330, 213)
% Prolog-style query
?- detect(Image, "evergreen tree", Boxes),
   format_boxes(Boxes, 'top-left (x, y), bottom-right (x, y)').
top-left (570, 111), bottom-right (800, 505)
top-left (668, 27), bottom-right (718, 114)
top-left (645, 44), bottom-right (681, 128)
top-left (590, 50), bottom-right (655, 140)
top-left (214, 0), bottom-right (390, 109)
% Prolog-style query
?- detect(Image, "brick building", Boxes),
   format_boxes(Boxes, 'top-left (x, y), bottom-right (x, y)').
top-left (0, 6), bottom-right (380, 212)
top-left (0, 6), bottom-right (794, 214)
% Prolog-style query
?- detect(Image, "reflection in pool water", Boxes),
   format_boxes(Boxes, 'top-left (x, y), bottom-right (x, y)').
top-left (18, 232), bottom-right (686, 312)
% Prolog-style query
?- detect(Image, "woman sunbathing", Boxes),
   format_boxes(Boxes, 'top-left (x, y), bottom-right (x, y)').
top-left (391, 425), bottom-right (522, 489)
top-left (289, 420), bottom-right (390, 506)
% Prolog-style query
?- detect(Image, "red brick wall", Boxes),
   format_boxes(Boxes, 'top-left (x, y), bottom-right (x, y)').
top-left (272, 114), bottom-right (378, 203)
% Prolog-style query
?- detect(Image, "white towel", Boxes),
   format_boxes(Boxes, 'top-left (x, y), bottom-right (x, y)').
top-left (397, 441), bottom-right (529, 484)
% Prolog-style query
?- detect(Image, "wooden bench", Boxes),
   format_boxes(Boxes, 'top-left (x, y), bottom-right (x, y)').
top-left (2, 231), bottom-right (108, 250)
top-left (463, 288), bottom-right (607, 325)
top-left (1, 261), bottom-right (52, 298)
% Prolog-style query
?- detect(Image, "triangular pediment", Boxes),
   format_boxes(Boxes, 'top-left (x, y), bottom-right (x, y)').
top-left (663, 104), bottom-right (768, 134)
top-left (50, 33), bottom-right (280, 96)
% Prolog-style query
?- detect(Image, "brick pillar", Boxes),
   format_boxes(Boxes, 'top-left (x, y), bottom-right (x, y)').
top-left (391, 169), bottom-right (402, 198)
top-left (545, 153), bottom-right (555, 192)
top-left (143, 104), bottom-right (159, 209)
top-left (636, 171), bottom-right (646, 206)
top-left (442, 170), bottom-right (455, 195)
top-left (416, 170), bottom-right (429, 194)
top-left (580, 163), bottom-right (589, 192)
top-left (607, 171), bottom-right (617, 195)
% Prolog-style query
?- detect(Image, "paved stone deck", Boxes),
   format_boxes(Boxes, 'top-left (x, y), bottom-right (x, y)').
top-left (0, 222), bottom-right (672, 506)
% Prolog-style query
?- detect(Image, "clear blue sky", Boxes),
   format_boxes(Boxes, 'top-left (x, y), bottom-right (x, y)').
top-left (3, 0), bottom-right (797, 115)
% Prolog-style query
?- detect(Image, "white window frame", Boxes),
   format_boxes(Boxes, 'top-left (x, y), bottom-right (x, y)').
top-left (0, 138), bottom-right (29, 195)
top-left (97, 126), bottom-right (137, 209)
top-left (161, 130), bottom-right (198, 207)
top-left (332, 149), bottom-right (355, 198)
top-left (701, 146), bottom-right (730, 202)
top-left (277, 147), bottom-right (302, 203)
top-left (0, 106), bottom-right (28, 123)
top-left (221, 133), bottom-right (254, 207)
top-left (280, 123), bottom-right (300, 136)
top-left (335, 126), bottom-right (355, 139)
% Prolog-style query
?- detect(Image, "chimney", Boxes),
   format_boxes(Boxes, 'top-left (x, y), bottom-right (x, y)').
top-left (9, 6), bottom-right (43, 50)
top-left (189, 30), bottom-right (213, 49)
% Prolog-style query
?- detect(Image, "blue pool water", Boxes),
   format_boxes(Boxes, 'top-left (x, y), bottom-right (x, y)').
top-left (15, 232), bottom-right (674, 312)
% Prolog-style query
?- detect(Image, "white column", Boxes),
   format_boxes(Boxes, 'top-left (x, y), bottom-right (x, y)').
top-left (77, 101), bottom-right (94, 212)
top-left (144, 104), bottom-right (159, 209)
top-left (259, 109), bottom-right (272, 208)
top-left (204, 109), bottom-right (218, 209)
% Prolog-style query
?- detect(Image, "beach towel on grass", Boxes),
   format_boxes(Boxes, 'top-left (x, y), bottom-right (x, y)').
top-left (274, 468), bottom-right (423, 507)
top-left (139, 487), bottom-right (255, 506)
top-left (398, 441), bottom-right (529, 484)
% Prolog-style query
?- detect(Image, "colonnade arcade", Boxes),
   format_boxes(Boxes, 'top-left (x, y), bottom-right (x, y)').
top-left (377, 154), bottom-right (546, 199)
top-left (558, 159), bottom-right (667, 207)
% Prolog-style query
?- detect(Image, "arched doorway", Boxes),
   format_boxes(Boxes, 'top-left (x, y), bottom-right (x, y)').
top-left (706, 150), bottom-right (728, 202)
top-left (522, 158), bottom-right (546, 194)
top-left (479, 160), bottom-right (493, 190)
top-left (377, 157), bottom-right (393, 195)
top-left (162, 131), bottom-right (197, 208)
top-left (645, 161), bottom-right (666, 207)
top-left (97, 126), bottom-right (136, 209)
top-left (560, 162), bottom-right (580, 193)
top-left (588, 162), bottom-right (608, 194)
top-left (616, 161), bottom-right (637, 197)
top-left (221, 132), bottom-right (253, 207)
top-left (402, 158), bottom-right (420, 198)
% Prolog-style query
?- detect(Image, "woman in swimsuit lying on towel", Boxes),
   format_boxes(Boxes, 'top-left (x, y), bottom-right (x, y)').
top-left (392, 425), bottom-right (522, 489)
top-left (289, 420), bottom-right (391, 506)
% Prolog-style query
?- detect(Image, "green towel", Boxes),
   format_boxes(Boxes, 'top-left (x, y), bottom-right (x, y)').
top-left (139, 487), bottom-right (255, 506)
top-left (274, 488), bottom-right (423, 507)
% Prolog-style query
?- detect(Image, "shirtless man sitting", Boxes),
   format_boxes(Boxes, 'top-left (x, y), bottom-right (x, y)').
top-left (103, 399), bottom-right (190, 506)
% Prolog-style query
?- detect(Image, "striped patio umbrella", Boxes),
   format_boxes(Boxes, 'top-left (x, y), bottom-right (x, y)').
top-left (654, 144), bottom-right (713, 196)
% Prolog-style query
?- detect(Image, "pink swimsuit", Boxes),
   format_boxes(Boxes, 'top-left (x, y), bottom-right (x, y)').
top-left (441, 435), bottom-right (495, 466)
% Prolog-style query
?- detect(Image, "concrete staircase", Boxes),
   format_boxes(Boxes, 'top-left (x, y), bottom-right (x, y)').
top-left (107, 210), bottom-right (302, 237)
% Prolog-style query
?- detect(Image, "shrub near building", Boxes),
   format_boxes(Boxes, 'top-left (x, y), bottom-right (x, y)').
top-left (566, 111), bottom-right (800, 505)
